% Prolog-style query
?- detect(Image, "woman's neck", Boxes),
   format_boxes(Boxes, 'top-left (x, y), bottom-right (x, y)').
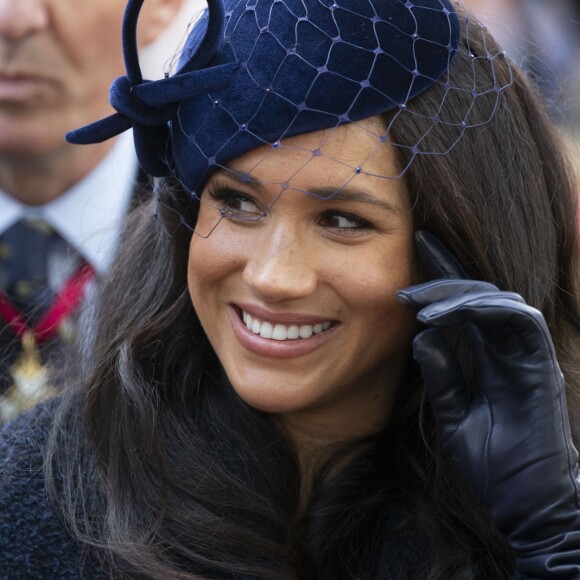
top-left (277, 385), bottom-right (397, 507)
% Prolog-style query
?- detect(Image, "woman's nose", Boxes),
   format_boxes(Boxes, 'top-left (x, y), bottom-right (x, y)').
top-left (243, 226), bottom-right (318, 303)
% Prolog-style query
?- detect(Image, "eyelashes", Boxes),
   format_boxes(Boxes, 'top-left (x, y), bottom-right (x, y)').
top-left (207, 181), bottom-right (264, 221)
top-left (205, 180), bottom-right (375, 233)
top-left (318, 210), bottom-right (373, 232)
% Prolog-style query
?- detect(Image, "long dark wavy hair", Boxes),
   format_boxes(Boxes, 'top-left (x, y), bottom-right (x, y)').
top-left (46, 10), bottom-right (580, 580)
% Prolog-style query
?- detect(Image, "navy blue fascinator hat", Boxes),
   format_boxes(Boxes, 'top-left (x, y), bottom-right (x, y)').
top-left (66, 0), bottom-right (478, 196)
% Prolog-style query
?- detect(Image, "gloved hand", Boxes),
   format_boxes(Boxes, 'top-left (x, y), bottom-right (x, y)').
top-left (397, 231), bottom-right (580, 578)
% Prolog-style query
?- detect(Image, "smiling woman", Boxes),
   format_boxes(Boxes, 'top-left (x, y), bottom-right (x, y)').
top-left (1, 0), bottom-right (580, 578)
top-left (189, 122), bottom-right (418, 433)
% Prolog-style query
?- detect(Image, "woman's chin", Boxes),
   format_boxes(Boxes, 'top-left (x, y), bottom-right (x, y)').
top-left (229, 378), bottom-right (316, 416)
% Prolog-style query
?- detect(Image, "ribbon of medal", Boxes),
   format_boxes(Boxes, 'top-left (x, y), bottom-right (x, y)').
top-left (0, 262), bottom-right (94, 420)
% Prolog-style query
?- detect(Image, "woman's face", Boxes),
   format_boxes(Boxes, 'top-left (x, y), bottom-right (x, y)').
top-left (188, 119), bottom-right (420, 438)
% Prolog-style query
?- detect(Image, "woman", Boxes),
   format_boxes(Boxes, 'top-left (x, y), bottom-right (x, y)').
top-left (1, 0), bottom-right (579, 577)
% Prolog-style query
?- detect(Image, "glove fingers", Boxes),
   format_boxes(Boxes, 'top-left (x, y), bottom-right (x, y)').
top-left (415, 230), bottom-right (469, 280)
top-left (397, 279), bottom-right (499, 310)
top-left (413, 328), bottom-right (470, 430)
top-left (418, 294), bottom-right (555, 360)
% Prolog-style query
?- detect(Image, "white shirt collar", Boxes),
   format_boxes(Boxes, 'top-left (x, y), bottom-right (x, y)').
top-left (0, 131), bottom-right (139, 275)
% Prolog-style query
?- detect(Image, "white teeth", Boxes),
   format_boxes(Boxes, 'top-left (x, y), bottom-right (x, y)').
top-left (241, 310), bottom-right (332, 341)
top-left (259, 322), bottom-right (273, 339)
top-left (251, 318), bottom-right (260, 334)
top-left (287, 325), bottom-right (300, 339)
top-left (272, 324), bottom-right (287, 340)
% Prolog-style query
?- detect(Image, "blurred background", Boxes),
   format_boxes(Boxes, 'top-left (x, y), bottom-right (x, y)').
top-left (460, 0), bottom-right (580, 175)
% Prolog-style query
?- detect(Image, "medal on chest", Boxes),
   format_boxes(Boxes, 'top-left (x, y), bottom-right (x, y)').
top-left (0, 262), bottom-right (94, 422)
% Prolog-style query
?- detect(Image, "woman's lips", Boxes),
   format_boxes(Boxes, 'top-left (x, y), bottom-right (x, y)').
top-left (235, 302), bottom-right (334, 325)
top-left (228, 305), bottom-right (339, 359)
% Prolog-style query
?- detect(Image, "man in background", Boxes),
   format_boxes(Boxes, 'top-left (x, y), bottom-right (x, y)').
top-left (0, 0), bottom-right (185, 422)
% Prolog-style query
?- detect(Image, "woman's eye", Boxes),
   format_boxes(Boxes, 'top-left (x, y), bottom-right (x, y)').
top-left (223, 194), bottom-right (259, 216)
top-left (207, 185), bottom-right (263, 221)
top-left (319, 212), bottom-right (372, 232)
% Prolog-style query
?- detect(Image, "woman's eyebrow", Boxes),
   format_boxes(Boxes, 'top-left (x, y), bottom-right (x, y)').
top-left (307, 187), bottom-right (400, 213)
top-left (220, 169), bottom-right (400, 214)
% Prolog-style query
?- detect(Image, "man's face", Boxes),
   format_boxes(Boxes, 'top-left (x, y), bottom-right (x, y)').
top-left (0, 0), bottom-right (128, 158)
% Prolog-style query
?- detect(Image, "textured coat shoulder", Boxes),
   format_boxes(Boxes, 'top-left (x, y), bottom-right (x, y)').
top-left (0, 402), bottom-right (102, 579)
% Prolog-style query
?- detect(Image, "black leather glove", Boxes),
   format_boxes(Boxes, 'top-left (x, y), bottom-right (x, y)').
top-left (397, 231), bottom-right (580, 578)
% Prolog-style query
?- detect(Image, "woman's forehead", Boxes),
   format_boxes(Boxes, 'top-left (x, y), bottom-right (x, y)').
top-left (223, 118), bottom-right (402, 183)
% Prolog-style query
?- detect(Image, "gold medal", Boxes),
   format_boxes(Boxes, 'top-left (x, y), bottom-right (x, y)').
top-left (0, 331), bottom-right (54, 424)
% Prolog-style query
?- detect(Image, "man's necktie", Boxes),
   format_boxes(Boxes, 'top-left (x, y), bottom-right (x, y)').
top-left (0, 218), bottom-right (65, 323)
